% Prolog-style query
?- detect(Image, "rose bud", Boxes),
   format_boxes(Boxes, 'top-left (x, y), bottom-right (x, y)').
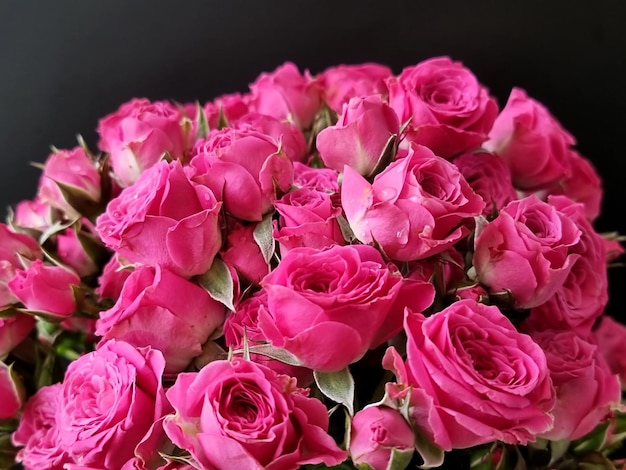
top-left (350, 406), bottom-right (415, 470)
top-left (317, 95), bottom-right (399, 176)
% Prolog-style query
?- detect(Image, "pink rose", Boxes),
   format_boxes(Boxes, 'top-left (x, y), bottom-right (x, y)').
top-left (547, 150), bottom-right (602, 222)
top-left (12, 384), bottom-right (71, 469)
top-left (258, 244), bottom-right (434, 371)
top-left (97, 98), bottom-right (192, 186)
top-left (453, 151), bottom-right (517, 217)
top-left (0, 223), bottom-right (41, 308)
top-left (525, 196), bottom-right (608, 334)
top-left (484, 88), bottom-right (575, 191)
top-left (96, 265), bottom-right (225, 373)
top-left (56, 228), bottom-right (98, 277)
top-left (96, 160), bottom-right (222, 278)
top-left (249, 62), bottom-right (322, 129)
top-left (384, 300), bottom-right (555, 451)
top-left (592, 316), bottom-right (626, 388)
top-left (273, 187), bottom-right (345, 254)
top-left (37, 147), bottom-right (101, 219)
top-left (293, 162), bottom-right (340, 192)
top-left (388, 56), bottom-right (498, 158)
top-left (220, 221), bottom-right (270, 284)
top-left (8, 259), bottom-right (80, 319)
top-left (163, 358), bottom-right (346, 470)
top-left (318, 62), bottom-right (392, 112)
top-left (234, 113), bottom-right (308, 162)
top-left (0, 362), bottom-right (23, 419)
top-left (13, 197), bottom-right (56, 231)
top-left (203, 92), bottom-right (251, 129)
top-left (530, 329), bottom-right (620, 441)
top-left (316, 95), bottom-right (399, 175)
top-left (342, 143), bottom-right (485, 261)
top-left (473, 195), bottom-right (581, 309)
top-left (0, 314), bottom-right (36, 359)
top-left (95, 255), bottom-right (133, 301)
top-left (189, 124), bottom-right (293, 221)
top-left (349, 406), bottom-right (415, 470)
top-left (224, 291), bottom-right (313, 386)
top-left (57, 340), bottom-right (170, 469)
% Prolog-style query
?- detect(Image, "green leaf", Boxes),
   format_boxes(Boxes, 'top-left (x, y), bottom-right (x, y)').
top-left (245, 344), bottom-right (302, 366)
top-left (195, 101), bottom-right (209, 140)
top-left (253, 213), bottom-right (275, 265)
top-left (571, 420), bottom-right (612, 455)
top-left (196, 257), bottom-right (235, 311)
top-left (337, 214), bottom-right (357, 243)
top-left (365, 134), bottom-right (397, 181)
top-left (386, 447), bottom-right (413, 470)
top-left (314, 367), bottom-right (355, 416)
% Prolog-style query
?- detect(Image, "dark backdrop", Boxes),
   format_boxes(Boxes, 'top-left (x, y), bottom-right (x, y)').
top-left (1, 1), bottom-right (625, 315)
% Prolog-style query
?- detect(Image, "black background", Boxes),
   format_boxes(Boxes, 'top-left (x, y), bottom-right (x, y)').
top-left (1, 1), bottom-right (625, 316)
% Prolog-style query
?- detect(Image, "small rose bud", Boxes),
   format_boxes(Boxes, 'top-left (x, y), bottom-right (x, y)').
top-left (350, 405), bottom-right (415, 470)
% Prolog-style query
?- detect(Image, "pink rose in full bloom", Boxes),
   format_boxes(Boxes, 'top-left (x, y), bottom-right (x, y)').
top-left (316, 95), bottom-right (399, 175)
top-left (592, 316), bottom-right (626, 388)
top-left (530, 329), bottom-right (620, 441)
top-left (96, 265), bottom-right (225, 373)
top-left (547, 150), bottom-right (603, 222)
top-left (0, 223), bottom-right (41, 308)
top-left (96, 160), bottom-right (222, 278)
top-left (220, 222), bottom-right (270, 284)
top-left (189, 123), bottom-right (294, 221)
top-left (453, 151), bottom-right (517, 218)
top-left (12, 384), bottom-right (71, 470)
top-left (388, 56), bottom-right (498, 158)
top-left (384, 300), bottom-right (555, 451)
top-left (98, 98), bottom-right (192, 186)
top-left (0, 314), bottom-right (36, 359)
top-left (57, 340), bottom-right (170, 469)
top-left (249, 62), bottom-right (322, 129)
top-left (0, 362), bottom-right (23, 419)
top-left (349, 406), bottom-right (415, 470)
top-left (163, 358), bottom-right (346, 470)
top-left (258, 244), bottom-right (435, 371)
top-left (342, 143), bottom-right (485, 261)
top-left (224, 290), bottom-right (313, 386)
top-left (318, 62), bottom-right (392, 112)
top-left (484, 87), bottom-right (575, 191)
top-left (293, 162), bottom-right (340, 192)
top-left (273, 187), bottom-right (345, 254)
top-left (36, 147), bottom-right (101, 219)
top-left (473, 195), bottom-right (581, 309)
top-left (8, 259), bottom-right (80, 319)
top-left (525, 196), bottom-right (608, 334)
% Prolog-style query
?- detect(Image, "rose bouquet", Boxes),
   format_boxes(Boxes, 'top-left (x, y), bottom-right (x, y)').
top-left (1, 57), bottom-right (625, 470)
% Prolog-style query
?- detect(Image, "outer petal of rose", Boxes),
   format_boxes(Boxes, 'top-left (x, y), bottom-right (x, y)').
top-left (283, 321), bottom-right (365, 372)
top-left (167, 209), bottom-right (222, 277)
top-left (259, 152), bottom-right (294, 199)
top-left (341, 165), bottom-right (374, 228)
top-left (197, 433), bottom-right (265, 470)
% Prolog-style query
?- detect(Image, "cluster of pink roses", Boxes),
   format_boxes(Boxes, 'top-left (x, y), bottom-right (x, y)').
top-left (0, 57), bottom-right (624, 469)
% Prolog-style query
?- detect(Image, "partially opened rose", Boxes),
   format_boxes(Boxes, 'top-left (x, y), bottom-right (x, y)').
top-left (96, 265), bottom-right (225, 373)
top-left (474, 195), bottom-right (581, 309)
top-left (98, 98), bottom-right (192, 186)
top-left (384, 300), bottom-right (555, 452)
top-left (163, 358), bottom-right (346, 470)
top-left (96, 159), bottom-right (222, 278)
top-left (258, 244), bottom-right (435, 371)
top-left (57, 340), bottom-right (169, 469)
top-left (530, 329), bottom-right (619, 441)
top-left (342, 143), bottom-right (485, 261)
top-left (484, 87), bottom-right (575, 191)
top-left (0, 223), bottom-right (41, 309)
